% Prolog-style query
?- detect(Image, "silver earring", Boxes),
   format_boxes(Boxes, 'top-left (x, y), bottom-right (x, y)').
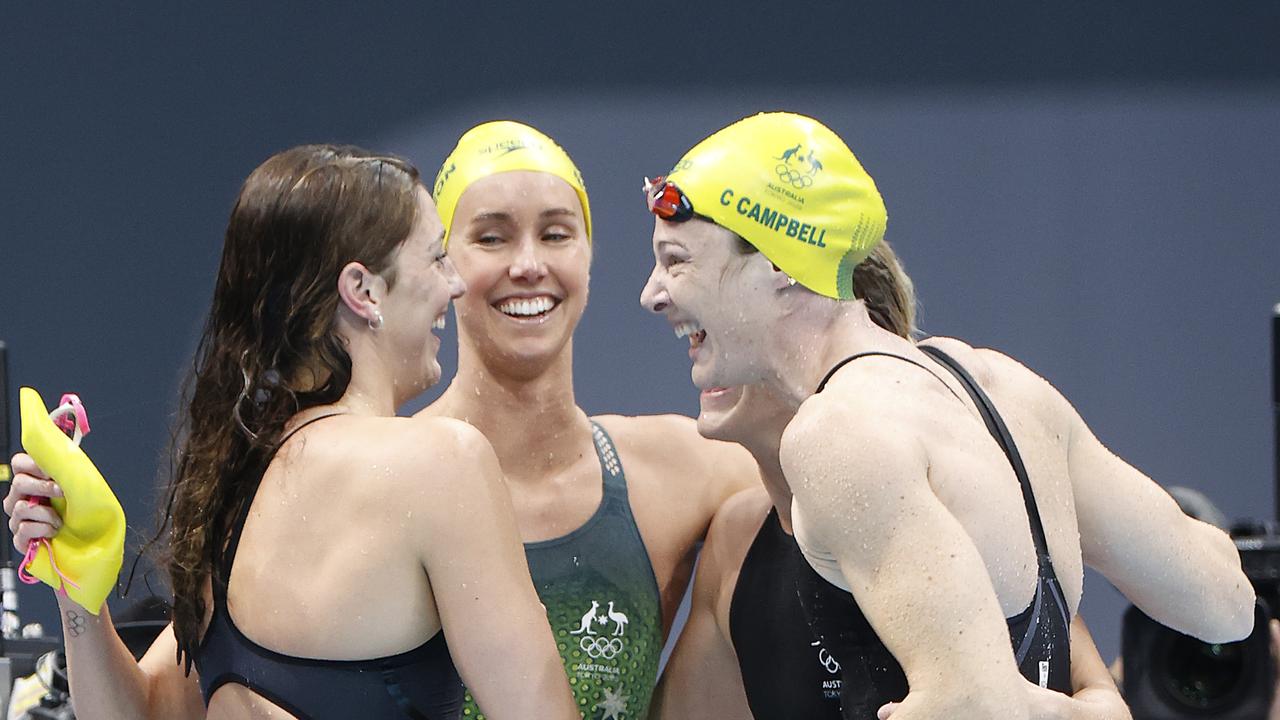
top-left (368, 311), bottom-right (384, 331)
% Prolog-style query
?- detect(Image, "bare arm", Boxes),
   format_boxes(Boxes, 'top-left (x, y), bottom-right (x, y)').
top-left (1013, 616), bottom-right (1132, 720)
top-left (651, 492), bottom-right (761, 720)
top-left (5, 454), bottom-right (204, 720)
top-left (411, 421), bottom-right (577, 720)
top-left (1059, 616), bottom-right (1132, 719)
top-left (1064, 405), bottom-right (1253, 642)
top-left (880, 616), bottom-right (1131, 720)
top-left (784, 404), bottom-right (1030, 720)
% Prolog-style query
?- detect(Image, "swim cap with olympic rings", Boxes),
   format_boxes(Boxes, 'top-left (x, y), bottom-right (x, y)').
top-left (433, 120), bottom-right (591, 248)
top-left (662, 112), bottom-right (886, 300)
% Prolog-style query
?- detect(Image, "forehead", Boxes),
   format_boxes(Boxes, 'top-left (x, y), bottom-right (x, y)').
top-left (413, 186), bottom-right (445, 246)
top-left (455, 170), bottom-right (582, 219)
top-left (650, 216), bottom-right (738, 252)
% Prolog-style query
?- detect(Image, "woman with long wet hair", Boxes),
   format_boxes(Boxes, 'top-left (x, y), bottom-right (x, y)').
top-left (6, 145), bottom-right (576, 720)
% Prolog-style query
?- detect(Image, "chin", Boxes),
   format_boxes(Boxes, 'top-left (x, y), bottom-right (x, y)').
top-left (422, 360), bottom-right (443, 389)
top-left (502, 335), bottom-right (571, 365)
top-left (695, 415), bottom-right (729, 441)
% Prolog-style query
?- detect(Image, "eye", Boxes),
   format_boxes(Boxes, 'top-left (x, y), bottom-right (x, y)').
top-left (473, 233), bottom-right (503, 247)
top-left (542, 225), bottom-right (573, 243)
top-left (663, 253), bottom-right (687, 268)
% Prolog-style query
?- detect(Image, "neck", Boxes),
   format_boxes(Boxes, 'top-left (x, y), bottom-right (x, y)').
top-left (432, 340), bottom-right (591, 483)
top-left (337, 351), bottom-right (401, 417)
top-left (762, 299), bottom-right (913, 405)
top-left (729, 409), bottom-right (799, 533)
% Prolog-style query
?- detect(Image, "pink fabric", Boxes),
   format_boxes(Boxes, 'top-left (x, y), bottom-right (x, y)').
top-left (19, 538), bottom-right (81, 591)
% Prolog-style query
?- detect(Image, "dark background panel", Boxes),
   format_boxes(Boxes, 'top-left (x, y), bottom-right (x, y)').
top-left (2, 0), bottom-right (1278, 667)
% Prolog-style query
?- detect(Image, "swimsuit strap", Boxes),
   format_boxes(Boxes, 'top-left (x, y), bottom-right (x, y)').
top-left (589, 420), bottom-right (625, 490)
top-left (919, 346), bottom-right (1050, 558)
top-left (815, 350), bottom-right (966, 406)
top-left (217, 412), bottom-right (348, 592)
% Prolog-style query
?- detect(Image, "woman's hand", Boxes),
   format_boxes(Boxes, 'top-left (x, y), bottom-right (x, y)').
top-left (4, 452), bottom-right (64, 553)
top-left (879, 680), bottom-right (1132, 720)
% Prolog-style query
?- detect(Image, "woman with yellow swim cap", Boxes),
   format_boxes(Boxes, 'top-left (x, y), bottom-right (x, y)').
top-left (423, 120), bottom-right (756, 719)
top-left (6, 146), bottom-right (577, 719)
top-left (649, 243), bottom-right (1130, 719)
top-left (639, 112), bottom-right (1254, 719)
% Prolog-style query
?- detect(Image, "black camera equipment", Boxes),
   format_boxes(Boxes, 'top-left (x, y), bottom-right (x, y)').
top-left (1121, 305), bottom-right (1280, 719)
top-left (0, 343), bottom-right (63, 716)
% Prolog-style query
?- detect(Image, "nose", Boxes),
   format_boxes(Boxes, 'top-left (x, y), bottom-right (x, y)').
top-left (509, 238), bottom-right (547, 282)
top-left (639, 265), bottom-right (670, 314)
top-left (442, 256), bottom-right (467, 299)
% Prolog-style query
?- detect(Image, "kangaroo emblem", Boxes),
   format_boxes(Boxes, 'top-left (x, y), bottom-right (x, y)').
top-left (806, 150), bottom-right (823, 174)
top-left (776, 144), bottom-right (802, 163)
top-left (606, 602), bottom-right (629, 637)
top-left (570, 600), bottom-right (600, 636)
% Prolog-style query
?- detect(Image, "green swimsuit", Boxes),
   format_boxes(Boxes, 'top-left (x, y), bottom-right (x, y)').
top-left (462, 421), bottom-right (663, 720)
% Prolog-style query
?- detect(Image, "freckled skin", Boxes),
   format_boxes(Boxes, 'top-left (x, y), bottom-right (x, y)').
top-left (640, 218), bottom-right (1252, 720)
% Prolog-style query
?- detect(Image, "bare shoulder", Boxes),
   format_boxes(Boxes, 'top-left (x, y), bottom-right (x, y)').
top-left (343, 415), bottom-right (500, 494)
top-left (592, 413), bottom-right (756, 481)
top-left (697, 487), bottom-right (772, 608)
top-left (705, 487), bottom-right (772, 568)
top-left (782, 391), bottom-right (926, 540)
top-left (921, 336), bottom-right (1074, 418)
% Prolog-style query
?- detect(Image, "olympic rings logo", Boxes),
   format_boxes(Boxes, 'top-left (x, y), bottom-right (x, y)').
top-left (817, 648), bottom-right (841, 674)
top-left (581, 636), bottom-right (625, 659)
top-left (775, 163), bottom-right (815, 189)
top-left (811, 641), bottom-right (842, 674)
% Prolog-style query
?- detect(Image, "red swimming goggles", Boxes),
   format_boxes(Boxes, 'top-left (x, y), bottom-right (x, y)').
top-left (643, 176), bottom-right (695, 223)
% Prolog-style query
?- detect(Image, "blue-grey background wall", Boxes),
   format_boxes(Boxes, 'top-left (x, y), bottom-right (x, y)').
top-left (3, 2), bottom-right (1278, 666)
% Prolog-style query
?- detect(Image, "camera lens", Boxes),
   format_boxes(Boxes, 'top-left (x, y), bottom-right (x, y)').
top-left (1154, 634), bottom-right (1246, 712)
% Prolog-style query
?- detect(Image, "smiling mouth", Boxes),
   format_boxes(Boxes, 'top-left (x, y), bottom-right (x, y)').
top-left (674, 321), bottom-right (706, 349)
top-left (432, 313), bottom-right (447, 330)
top-left (494, 295), bottom-right (560, 321)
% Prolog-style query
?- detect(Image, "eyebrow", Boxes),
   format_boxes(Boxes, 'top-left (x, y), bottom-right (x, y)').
top-left (540, 208), bottom-right (578, 220)
top-left (467, 208), bottom-right (579, 224)
top-left (469, 211), bottom-right (515, 224)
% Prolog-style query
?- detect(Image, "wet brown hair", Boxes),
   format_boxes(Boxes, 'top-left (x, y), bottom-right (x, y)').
top-left (732, 235), bottom-right (916, 338)
top-left (159, 145), bottom-right (421, 671)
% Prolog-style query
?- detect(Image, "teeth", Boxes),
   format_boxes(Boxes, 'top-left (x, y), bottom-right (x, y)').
top-left (673, 321), bottom-right (702, 339)
top-left (497, 296), bottom-right (556, 317)
top-left (432, 314), bottom-right (446, 330)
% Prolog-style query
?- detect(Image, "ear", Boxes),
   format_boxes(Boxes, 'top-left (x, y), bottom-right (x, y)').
top-left (767, 260), bottom-right (796, 292)
top-left (336, 261), bottom-right (389, 324)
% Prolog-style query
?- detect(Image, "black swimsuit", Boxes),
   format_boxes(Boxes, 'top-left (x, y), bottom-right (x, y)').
top-left (730, 508), bottom-right (845, 719)
top-left (194, 415), bottom-right (464, 719)
top-left (795, 347), bottom-right (1072, 720)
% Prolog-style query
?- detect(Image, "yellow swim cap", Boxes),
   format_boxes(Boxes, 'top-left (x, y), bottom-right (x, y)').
top-left (665, 112), bottom-right (886, 300)
top-left (433, 121), bottom-right (591, 247)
